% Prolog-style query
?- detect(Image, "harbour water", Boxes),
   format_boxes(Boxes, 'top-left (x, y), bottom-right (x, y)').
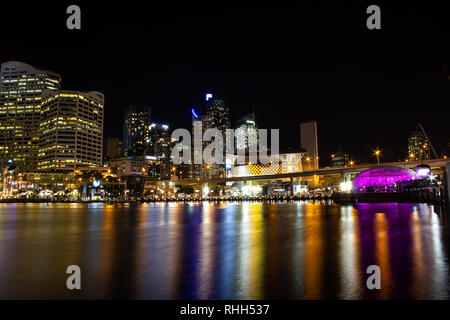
top-left (0, 202), bottom-right (448, 299)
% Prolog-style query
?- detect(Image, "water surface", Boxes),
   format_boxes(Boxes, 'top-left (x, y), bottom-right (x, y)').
top-left (0, 202), bottom-right (448, 299)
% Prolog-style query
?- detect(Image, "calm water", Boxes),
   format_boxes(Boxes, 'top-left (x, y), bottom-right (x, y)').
top-left (0, 202), bottom-right (449, 299)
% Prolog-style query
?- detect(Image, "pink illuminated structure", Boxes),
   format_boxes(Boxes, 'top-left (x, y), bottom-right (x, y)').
top-left (352, 165), bottom-right (418, 192)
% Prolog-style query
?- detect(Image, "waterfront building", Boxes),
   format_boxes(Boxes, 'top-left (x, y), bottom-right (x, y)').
top-left (281, 151), bottom-right (306, 173)
top-left (38, 90), bottom-right (104, 172)
top-left (109, 157), bottom-right (148, 196)
top-left (123, 105), bottom-right (151, 157)
top-left (0, 61), bottom-right (61, 172)
top-left (352, 165), bottom-right (418, 193)
top-left (110, 157), bottom-right (147, 176)
top-left (230, 151), bottom-right (306, 177)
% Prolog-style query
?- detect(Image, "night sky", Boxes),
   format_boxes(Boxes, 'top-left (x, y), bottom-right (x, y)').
top-left (1, 2), bottom-right (449, 166)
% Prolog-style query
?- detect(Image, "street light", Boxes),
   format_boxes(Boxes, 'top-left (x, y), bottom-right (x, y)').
top-left (373, 150), bottom-right (381, 166)
top-left (305, 157), bottom-right (311, 170)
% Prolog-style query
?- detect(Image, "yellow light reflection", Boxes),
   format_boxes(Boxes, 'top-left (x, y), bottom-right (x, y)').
top-left (198, 203), bottom-right (215, 299)
top-left (338, 205), bottom-right (361, 299)
top-left (247, 203), bottom-right (264, 299)
top-left (374, 212), bottom-right (392, 299)
top-left (303, 202), bottom-right (324, 299)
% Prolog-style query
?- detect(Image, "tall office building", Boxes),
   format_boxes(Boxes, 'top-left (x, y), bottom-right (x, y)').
top-left (0, 61), bottom-right (61, 171)
top-left (300, 121), bottom-right (319, 169)
top-left (204, 95), bottom-right (230, 136)
top-left (123, 105), bottom-right (151, 156)
top-left (38, 90), bottom-right (104, 172)
top-left (190, 94), bottom-right (231, 179)
top-left (148, 122), bottom-right (176, 179)
top-left (148, 123), bottom-right (172, 160)
top-left (408, 130), bottom-right (431, 161)
top-left (235, 113), bottom-right (258, 152)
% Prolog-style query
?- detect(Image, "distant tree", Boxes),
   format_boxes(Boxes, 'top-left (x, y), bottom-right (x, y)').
top-left (176, 184), bottom-right (194, 194)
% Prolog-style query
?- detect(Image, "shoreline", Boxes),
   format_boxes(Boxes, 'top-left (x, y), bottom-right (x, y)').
top-left (0, 194), bottom-right (443, 205)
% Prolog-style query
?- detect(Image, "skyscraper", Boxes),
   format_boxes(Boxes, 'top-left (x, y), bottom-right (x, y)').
top-left (148, 123), bottom-right (172, 160)
top-left (123, 105), bottom-right (151, 156)
top-left (408, 130), bottom-right (431, 161)
top-left (235, 113), bottom-right (258, 152)
top-left (0, 61), bottom-right (61, 171)
top-left (300, 121), bottom-right (319, 169)
top-left (190, 94), bottom-right (231, 179)
top-left (38, 90), bottom-right (104, 172)
top-left (204, 95), bottom-right (230, 136)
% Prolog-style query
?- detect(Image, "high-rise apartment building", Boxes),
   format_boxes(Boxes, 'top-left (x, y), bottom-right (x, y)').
top-left (408, 130), bottom-right (431, 161)
top-left (0, 61), bottom-right (61, 171)
top-left (38, 90), bottom-right (104, 172)
top-left (123, 105), bottom-right (151, 156)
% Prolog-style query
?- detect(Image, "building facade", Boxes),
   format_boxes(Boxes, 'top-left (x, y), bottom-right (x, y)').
top-left (204, 97), bottom-right (230, 136)
top-left (235, 113), bottom-right (258, 152)
top-left (38, 90), bottom-right (104, 172)
top-left (0, 61), bottom-right (61, 171)
top-left (148, 123), bottom-right (171, 159)
top-left (189, 94), bottom-right (231, 179)
top-left (123, 105), bottom-right (151, 156)
top-left (148, 123), bottom-right (175, 179)
top-left (408, 130), bottom-right (431, 161)
top-left (331, 150), bottom-right (350, 168)
top-left (104, 137), bottom-right (122, 162)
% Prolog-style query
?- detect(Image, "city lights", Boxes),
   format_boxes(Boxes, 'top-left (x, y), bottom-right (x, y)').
top-left (0, 3), bottom-right (449, 306)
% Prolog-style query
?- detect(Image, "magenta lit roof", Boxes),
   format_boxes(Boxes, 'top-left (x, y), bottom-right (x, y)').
top-left (353, 165), bottom-right (417, 189)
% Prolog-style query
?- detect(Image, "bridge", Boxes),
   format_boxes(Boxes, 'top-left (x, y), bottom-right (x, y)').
top-left (171, 158), bottom-right (449, 185)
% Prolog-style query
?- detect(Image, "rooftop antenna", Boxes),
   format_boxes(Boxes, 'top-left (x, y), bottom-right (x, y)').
top-left (417, 122), bottom-right (439, 159)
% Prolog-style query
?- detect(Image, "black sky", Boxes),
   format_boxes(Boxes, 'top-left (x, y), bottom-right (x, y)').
top-left (1, 1), bottom-right (449, 166)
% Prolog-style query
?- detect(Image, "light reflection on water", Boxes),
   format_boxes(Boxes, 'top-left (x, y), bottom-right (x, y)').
top-left (0, 202), bottom-right (448, 299)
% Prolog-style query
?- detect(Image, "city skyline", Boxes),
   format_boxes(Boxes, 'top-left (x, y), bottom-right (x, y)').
top-left (0, 2), bottom-right (450, 306)
top-left (1, 3), bottom-right (449, 166)
top-left (2, 59), bottom-right (447, 169)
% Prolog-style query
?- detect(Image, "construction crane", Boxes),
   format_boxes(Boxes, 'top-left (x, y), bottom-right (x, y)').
top-left (417, 123), bottom-right (439, 159)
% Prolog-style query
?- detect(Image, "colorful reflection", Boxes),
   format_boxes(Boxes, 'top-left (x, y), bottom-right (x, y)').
top-left (0, 202), bottom-right (448, 299)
